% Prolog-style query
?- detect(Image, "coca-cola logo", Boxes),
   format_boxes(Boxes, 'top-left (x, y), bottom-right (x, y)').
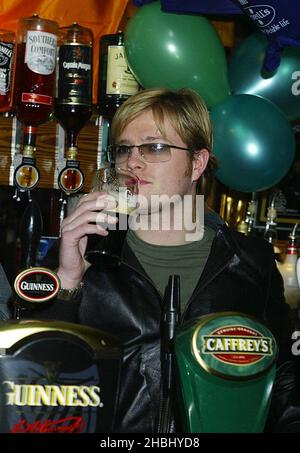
top-left (14, 267), bottom-right (60, 302)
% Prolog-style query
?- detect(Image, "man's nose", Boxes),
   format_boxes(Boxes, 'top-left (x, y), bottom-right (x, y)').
top-left (127, 147), bottom-right (146, 170)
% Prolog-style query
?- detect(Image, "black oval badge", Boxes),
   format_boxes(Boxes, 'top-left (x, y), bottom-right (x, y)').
top-left (14, 267), bottom-right (60, 303)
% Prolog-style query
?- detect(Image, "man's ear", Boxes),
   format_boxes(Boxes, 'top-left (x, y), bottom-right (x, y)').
top-left (192, 149), bottom-right (209, 182)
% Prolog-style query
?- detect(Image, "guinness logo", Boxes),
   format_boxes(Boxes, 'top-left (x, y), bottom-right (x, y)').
top-left (14, 267), bottom-right (60, 303)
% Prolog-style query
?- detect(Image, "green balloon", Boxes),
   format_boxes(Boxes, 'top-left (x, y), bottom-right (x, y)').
top-left (229, 32), bottom-right (300, 121)
top-left (210, 94), bottom-right (295, 192)
top-left (125, 1), bottom-right (230, 109)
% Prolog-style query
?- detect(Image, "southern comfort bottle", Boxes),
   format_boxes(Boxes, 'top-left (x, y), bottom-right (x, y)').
top-left (13, 15), bottom-right (58, 194)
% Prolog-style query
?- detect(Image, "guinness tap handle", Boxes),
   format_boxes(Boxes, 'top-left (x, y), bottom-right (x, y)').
top-left (19, 200), bottom-right (43, 269)
top-left (14, 200), bottom-right (60, 320)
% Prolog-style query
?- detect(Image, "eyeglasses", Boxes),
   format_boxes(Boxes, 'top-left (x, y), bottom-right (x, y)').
top-left (106, 143), bottom-right (194, 164)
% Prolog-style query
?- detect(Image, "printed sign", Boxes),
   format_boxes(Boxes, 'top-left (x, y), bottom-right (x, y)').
top-left (14, 267), bottom-right (60, 302)
top-left (192, 313), bottom-right (277, 379)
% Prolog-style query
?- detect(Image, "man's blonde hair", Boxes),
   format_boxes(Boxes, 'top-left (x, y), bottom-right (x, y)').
top-left (111, 88), bottom-right (217, 195)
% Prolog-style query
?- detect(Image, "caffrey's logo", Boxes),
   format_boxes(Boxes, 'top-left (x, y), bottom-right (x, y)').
top-left (14, 267), bottom-right (60, 303)
top-left (244, 4), bottom-right (276, 27)
top-left (202, 325), bottom-right (272, 365)
top-left (192, 313), bottom-right (277, 380)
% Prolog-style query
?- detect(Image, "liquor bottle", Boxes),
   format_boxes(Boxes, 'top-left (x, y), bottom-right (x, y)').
top-left (0, 29), bottom-right (16, 113)
top-left (14, 15), bottom-right (58, 135)
top-left (98, 31), bottom-right (139, 121)
top-left (237, 198), bottom-right (257, 236)
top-left (277, 224), bottom-right (300, 309)
top-left (13, 15), bottom-right (58, 194)
top-left (55, 23), bottom-right (93, 195)
top-left (263, 199), bottom-right (278, 245)
top-left (236, 218), bottom-right (248, 235)
top-left (244, 194), bottom-right (257, 236)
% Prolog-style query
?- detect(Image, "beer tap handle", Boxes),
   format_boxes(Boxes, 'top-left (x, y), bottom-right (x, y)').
top-left (19, 199), bottom-right (43, 269)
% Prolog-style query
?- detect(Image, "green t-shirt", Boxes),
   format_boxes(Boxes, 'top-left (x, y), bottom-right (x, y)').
top-left (126, 227), bottom-right (215, 313)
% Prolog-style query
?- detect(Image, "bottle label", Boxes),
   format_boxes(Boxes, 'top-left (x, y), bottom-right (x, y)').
top-left (57, 44), bottom-right (92, 105)
top-left (107, 45), bottom-right (139, 96)
top-left (25, 31), bottom-right (57, 75)
top-left (287, 246), bottom-right (298, 255)
top-left (21, 92), bottom-right (53, 106)
top-left (191, 313), bottom-right (277, 379)
top-left (0, 41), bottom-right (15, 94)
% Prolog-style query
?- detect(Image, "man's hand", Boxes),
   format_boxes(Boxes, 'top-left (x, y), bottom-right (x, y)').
top-left (57, 192), bottom-right (118, 288)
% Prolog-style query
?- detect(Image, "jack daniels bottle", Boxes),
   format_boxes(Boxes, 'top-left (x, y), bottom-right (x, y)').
top-left (0, 28), bottom-right (16, 113)
top-left (98, 30), bottom-right (139, 121)
top-left (55, 23), bottom-right (93, 197)
top-left (13, 15), bottom-right (58, 200)
top-left (97, 31), bottom-right (139, 177)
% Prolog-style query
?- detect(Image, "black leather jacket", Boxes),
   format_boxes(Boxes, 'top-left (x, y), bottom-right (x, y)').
top-left (37, 213), bottom-right (297, 433)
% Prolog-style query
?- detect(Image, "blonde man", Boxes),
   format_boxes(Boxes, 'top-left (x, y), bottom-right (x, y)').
top-left (36, 88), bottom-right (295, 433)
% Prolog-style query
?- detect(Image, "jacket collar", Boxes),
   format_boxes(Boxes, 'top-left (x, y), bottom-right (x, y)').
top-left (120, 212), bottom-right (238, 288)
top-left (196, 223), bottom-right (237, 292)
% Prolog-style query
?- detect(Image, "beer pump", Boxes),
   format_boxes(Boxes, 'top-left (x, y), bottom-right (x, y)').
top-left (158, 275), bottom-right (180, 433)
top-left (175, 312), bottom-right (278, 432)
top-left (13, 199), bottom-right (57, 318)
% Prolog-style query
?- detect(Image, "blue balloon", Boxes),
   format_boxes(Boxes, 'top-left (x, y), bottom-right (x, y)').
top-left (210, 94), bottom-right (295, 192)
